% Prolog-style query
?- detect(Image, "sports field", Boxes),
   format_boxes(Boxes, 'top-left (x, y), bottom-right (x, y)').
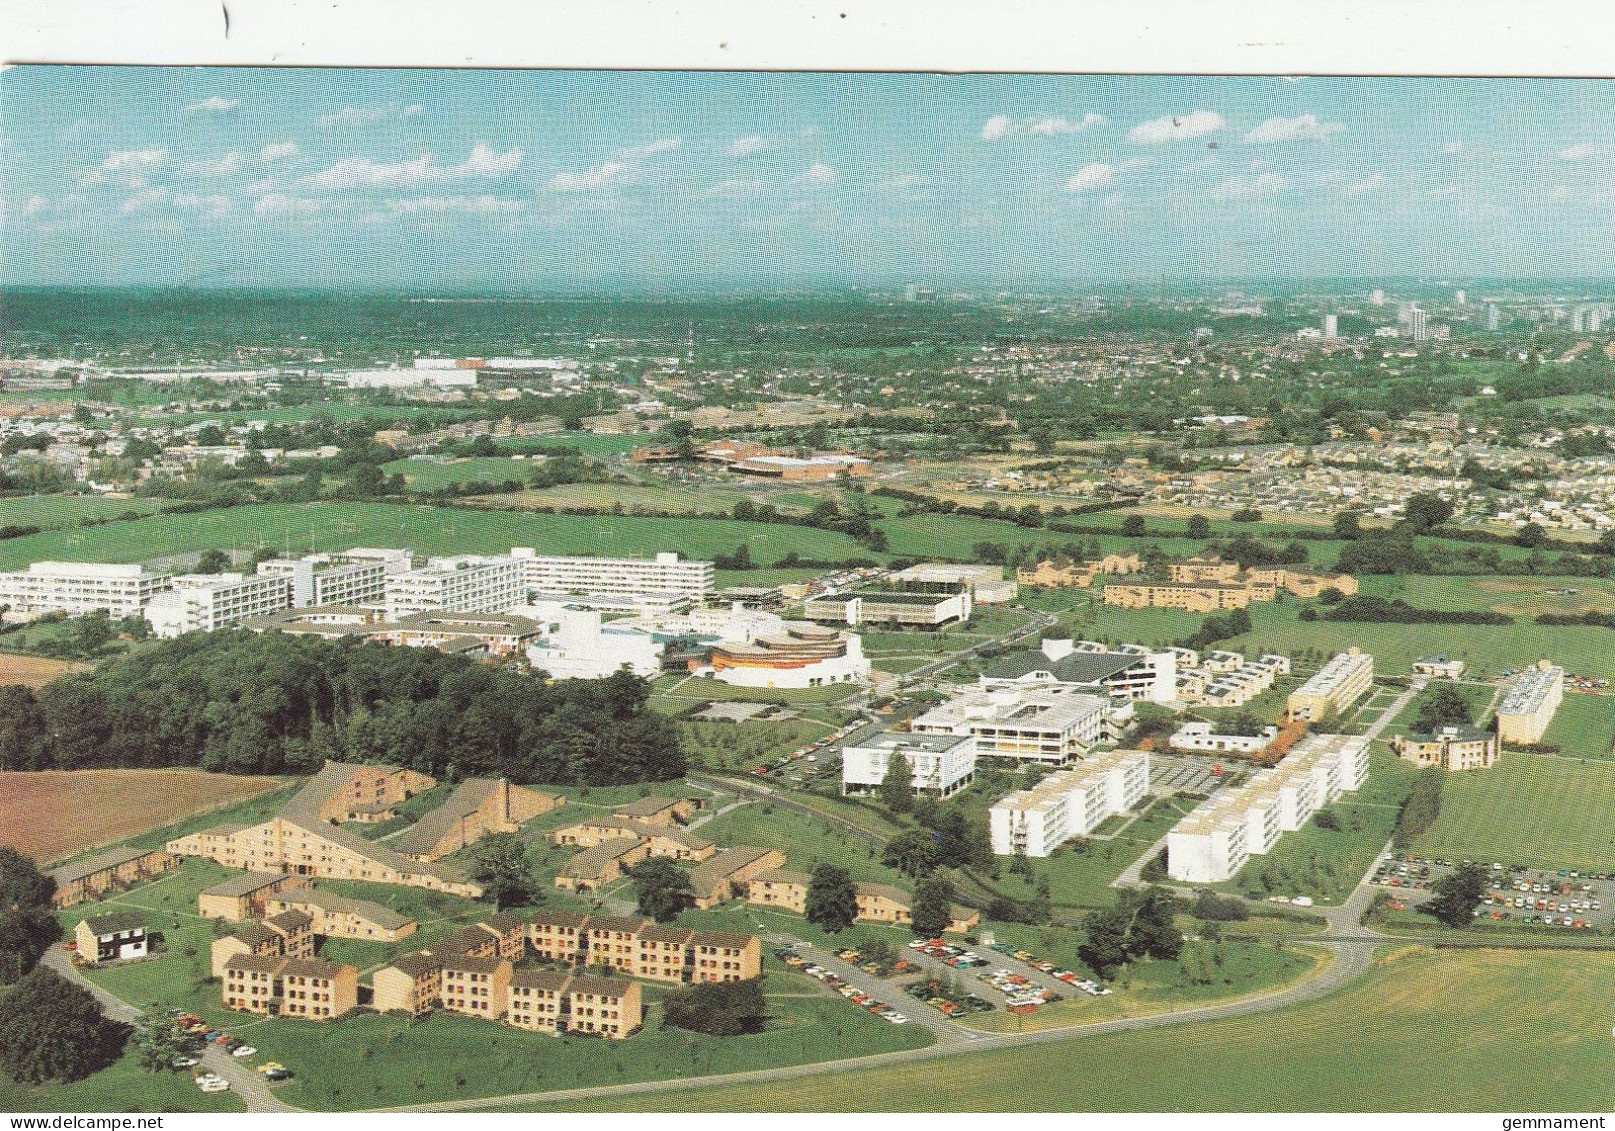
top-left (475, 481), bottom-right (756, 514)
top-left (0, 493), bottom-right (172, 531)
top-left (0, 502), bottom-right (873, 571)
top-left (523, 947), bottom-right (1615, 1112)
top-left (1411, 754), bottom-right (1615, 872)
top-left (0, 769), bottom-right (287, 864)
top-left (382, 456), bottom-right (537, 489)
top-left (0, 651), bottom-right (89, 689)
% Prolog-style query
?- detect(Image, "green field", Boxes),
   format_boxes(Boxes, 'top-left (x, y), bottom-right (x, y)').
top-left (480, 482), bottom-right (755, 515)
top-left (383, 457), bottom-right (538, 489)
top-left (676, 718), bottom-right (837, 773)
top-left (0, 494), bottom-right (173, 532)
top-left (0, 502), bottom-right (872, 571)
top-left (698, 801), bottom-right (911, 890)
top-left (1411, 753), bottom-right (1615, 872)
top-left (1392, 573), bottom-right (1615, 618)
top-left (1540, 692), bottom-right (1615, 760)
top-left (521, 947), bottom-right (1615, 1113)
top-left (1224, 600), bottom-right (1615, 680)
top-left (0, 1041), bottom-right (247, 1114)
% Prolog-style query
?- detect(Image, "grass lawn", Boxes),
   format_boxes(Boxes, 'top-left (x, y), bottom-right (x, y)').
top-left (1223, 599), bottom-right (1615, 680)
top-left (0, 1043), bottom-right (246, 1114)
top-left (242, 980), bottom-right (928, 1111)
top-left (677, 718), bottom-right (837, 773)
top-left (651, 673), bottom-right (853, 707)
top-left (1540, 691), bottom-right (1615, 760)
top-left (1214, 748), bottom-right (1420, 905)
top-left (474, 482), bottom-right (755, 515)
top-left (383, 457), bottom-right (537, 490)
top-left (533, 947), bottom-right (1615, 1112)
top-left (0, 502), bottom-right (873, 571)
top-left (1411, 753), bottom-right (1615, 872)
top-left (697, 802), bottom-right (908, 889)
top-left (1394, 573), bottom-right (1615, 619)
top-left (0, 493), bottom-right (173, 531)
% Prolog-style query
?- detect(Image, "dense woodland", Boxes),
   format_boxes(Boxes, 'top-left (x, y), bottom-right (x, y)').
top-left (0, 631), bottom-right (684, 785)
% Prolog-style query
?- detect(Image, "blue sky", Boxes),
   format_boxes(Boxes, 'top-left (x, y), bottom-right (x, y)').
top-left (1, 68), bottom-right (1611, 289)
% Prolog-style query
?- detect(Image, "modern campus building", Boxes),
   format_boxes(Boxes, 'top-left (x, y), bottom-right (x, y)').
top-left (988, 748), bottom-right (1152, 857)
top-left (887, 563), bottom-right (1019, 604)
top-left (73, 911), bottom-right (148, 963)
top-left (1392, 725), bottom-right (1500, 771)
top-left (143, 571), bottom-right (293, 636)
top-left (168, 761), bottom-right (484, 897)
top-left (1168, 721), bottom-right (1281, 755)
top-left (223, 954), bottom-right (359, 1020)
top-left (1285, 647), bottom-right (1375, 722)
top-left (383, 611), bottom-right (543, 657)
top-left (383, 554), bottom-right (527, 619)
top-left (706, 621), bottom-right (869, 689)
top-left (525, 606), bottom-right (666, 678)
top-left (840, 730), bottom-right (977, 798)
top-left (1167, 734), bottom-right (1370, 883)
top-left (254, 552), bottom-right (395, 608)
top-left (979, 638), bottom-right (1178, 705)
top-left (745, 870), bottom-right (980, 934)
top-left (509, 547), bottom-right (715, 602)
top-left (49, 846), bottom-right (178, 908)
top-left (262, 886), bottom-right (419, 942)
top-left (1016, 552), bottom-right (1141, 589)
top-left (390, 778), bottom-right (561, 861)
top-left (209, 910), bottom-right (315, 977)
top-left (522, 913), bottom-right (762, 985)
top-left (0, 560), bottom-right (172, 617)
top-left (910, 686), bottom-right (1111, 765)
top-left (1495, 660), bottom-right (1565, 745)
top-left (803, 587), bottom-right (972, 629)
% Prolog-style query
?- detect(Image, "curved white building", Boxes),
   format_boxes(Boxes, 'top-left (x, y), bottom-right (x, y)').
top-left (706, 622), bottom-right (869, 690)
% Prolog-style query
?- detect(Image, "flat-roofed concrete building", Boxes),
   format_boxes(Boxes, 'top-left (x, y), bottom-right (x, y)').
top-left (1496, 660), bottom-right (1564, 745)
top-left (1392, 725), bottom-right (1499, 771)
top-left (144, 571), bottom-right (292, 637)
top-left (383, 554), bottom-right (526, 620)
top-left (841, 731), bottom-right (977, 798)
top-left (910, 686), bottom-right (1110, 766)
top-left (50, 846), bottom-right (177, 908)
top-left (979, 637), bottom-right (1178, 705)
top-left (0, 560), bottom-right (172, 617)
top-left (888, 563), bottom-right (1018, 605)
top-left (988, 748), bottom-right (1152, 857)
top-left (508, 548), bottom-right (714, 602)
top-left (255, 553), bottom-right (390, 608)
top-left (1286, 647), bottom-right (1374, 722)
top-left (804, 586), bottom-right (972, 629)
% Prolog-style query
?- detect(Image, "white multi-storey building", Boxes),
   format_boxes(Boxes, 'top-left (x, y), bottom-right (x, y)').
top-left (384, 555), bottom-right (526, 620)
top-left (144, 573), bottom-right (293, 637)
top-left (910, 686), bottom-right (1110, 765)
top-left (1285, 647), bottom-right (1374, 722)
top-left (508, 548), bottom-right (714, 602)
top-left (988, 748), bottom-right (1151, 857)
top-left (1495, 659), bottom-right (1564, 745)
top-left (978, 638), bottom-right (1177, 705)
top-left (256, 553), bottom-right (390, 608)
top-left (841, 732), bottom-right (977, 799)
top-left (525, 606), bottom-right (665, 680)
top-left (1167, 734), bottom-right (1369, 883)
top-left (0, 560), bottom-right (172, 617)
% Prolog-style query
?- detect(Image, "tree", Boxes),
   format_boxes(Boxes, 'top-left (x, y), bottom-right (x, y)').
top-left (877, 753), bottom-right (916, 814)
top-left (0, 846), bottom-right (59, 980)
top-left (0, 966), bottom-right (128, 1083)
top-left (804, 864), bottom-right (860, 934)
top-left (882, 829), bottom-right (941, 879)
top-left (1120, 515), bottom-right (1147, 538)
top-left (1424, 862), bottom-right (1488, 928)
top-left (628, 858), bottom-right (693, 924)
top-left (130, 1012), bottom-right (202, 1074)
top-left (195, 548), bottom-right (231, 574)
top-left (1402, 491), bottom-right (1454, 533)
top-left (1516, 522), bottom-right (1548, 549)
top-left (661, 978), bottom-right (766, 1036)
top-left (1414, 683), bottom-right (1474, 732)
top-left (1185, 514), bottom-right (1211, 540)
top-left (470, 834), bottom-right (537, 910)
top-left (1078, 903), bottom-right (1133, 979)
top-left (911, 875), bottom-right (955, 937)
top-left (1128, 888), bottom-right (1183, 961)
top-left (1230, 507), bottom-right (1263, 523)
top-left (1331, 511), bottom-right (1362, 540)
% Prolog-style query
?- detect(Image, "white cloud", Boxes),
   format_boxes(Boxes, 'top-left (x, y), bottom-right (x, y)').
top-left (1441, 141), bottom-right (1464, 154)
top-left (253, 193), bottom-right (323, 216)
top-left (22, 195), bottom-right (48, 217)
top-left (1427, 185), bottom-right (1461, 199)
top-left (171, 193), bottom-right (234, 218)
top-left (548, 161), bottom-right (628, 192)
top-left (726, 135), bottom-right (769, 157)
top-left (184, 96), bottom-right (240, 115)
top-left (1064, 163), bottom-right (1116, 193)
top-left (979, 115), bottom-right (1011, 142)
top-left (1558, 143), bottom-right (1594, 160)
top-left (386, 195), bottom-right (526, 215)
top-left (615, 137), bottom-right (682, 160)
top-left (260, 142), bottom-right (300, 162)
top-left (1128, 110), bottom-right (1225, 144)
top-left (183, 151), bottom-right (246, 177)
top-left (877, 173), bottom-right (927, 192)
top-left (1343, 173), bottom-right (1384, 197)
top-left (119, 188), bottom-right (169, 213)
top-left (311, 143), bottom-right (522, 190)
top-left (1028, 113), bottom-right (1106, 136)
top-left (316, 103), bottom-right (423, 129)
top-left (1243, 114), bottom-right (1345, 144)
top-left (804, 162), bottom-right (836, 185)
top-left (1212, 171), bottom-right (1286, 200)
top-left (703, 178), bottom-right (764, 199)
top-left (102, 148), bottom-right (168, 171)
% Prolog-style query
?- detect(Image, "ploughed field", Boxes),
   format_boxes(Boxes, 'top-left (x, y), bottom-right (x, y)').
top-left (0, 651), bottom-right (89, 689)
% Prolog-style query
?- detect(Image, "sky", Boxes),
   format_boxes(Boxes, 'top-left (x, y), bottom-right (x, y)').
top-left (1, 68), bottom-right (1612, 290)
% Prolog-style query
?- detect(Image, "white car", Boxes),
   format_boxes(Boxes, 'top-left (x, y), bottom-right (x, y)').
top-left (230, 1046), bottom-right (256, 1058)
top-left (171, 1056), bottom-right (200, 1069)
top-left (885, 1013), bottom-right (909, 1024)
top-left (194, 1074), bottom-right (230, 1094)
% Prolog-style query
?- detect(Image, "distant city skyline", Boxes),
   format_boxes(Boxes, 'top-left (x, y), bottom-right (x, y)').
top-left (2, 69), bottom-right (1612, 290)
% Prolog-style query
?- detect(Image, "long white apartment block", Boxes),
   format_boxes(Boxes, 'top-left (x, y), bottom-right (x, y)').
top-left (256, 553), bottom-right (391, 608)
top-left (0, 560), bottom-right (173, 617)
top-left (1167, 733), bottom-right (1369, 883)
top-left (1495, 659), bottom-right (1564, 745)
top-left (144, 572), bottom-right (293, 637)
top-left (841, 731), bottom-right (977, 799)
top-left (909, 685), bottom-right (1110, 765)
top-left (989, 748), bottom-right (1151, 857)
top-left (384, 555), bottom-right (526, 620)
top-left (508, 548), bottom-right (714, 601)
top-left (1285, 647), bottom-right (1374, 722)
